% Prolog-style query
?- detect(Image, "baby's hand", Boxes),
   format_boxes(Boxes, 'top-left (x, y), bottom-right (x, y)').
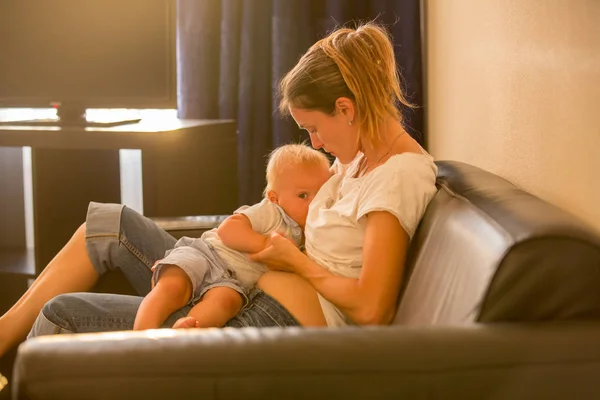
top-left (172, 316), bottom-right (200, 329)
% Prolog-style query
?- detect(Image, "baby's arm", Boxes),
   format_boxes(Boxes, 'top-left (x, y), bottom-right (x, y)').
top-left (217, 214), bottom-right (269, 253)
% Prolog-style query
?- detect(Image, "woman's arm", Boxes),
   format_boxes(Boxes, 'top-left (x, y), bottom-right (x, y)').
top-left (217, 214), bottom-right (269, 253)
top-left (301, 211), bottom-right (408, 325)
top-left (251, 211), bottom-right (408, 325)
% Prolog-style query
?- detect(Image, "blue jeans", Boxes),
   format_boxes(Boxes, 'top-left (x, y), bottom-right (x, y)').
top-left (29, 203), bottom-right (300, 338)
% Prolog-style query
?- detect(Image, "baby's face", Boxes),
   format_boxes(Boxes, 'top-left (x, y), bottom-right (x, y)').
top-left (274, 165), bottom-right (331, 228)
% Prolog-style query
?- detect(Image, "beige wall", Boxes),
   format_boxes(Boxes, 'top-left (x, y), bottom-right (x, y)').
top-left (424, 0), bottom-right (600, 233)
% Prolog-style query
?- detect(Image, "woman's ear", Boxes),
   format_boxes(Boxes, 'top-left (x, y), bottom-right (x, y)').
top-left (267, 190), bottom-right (279, 204)
top-left (335, 97), bottom-right (355, 123)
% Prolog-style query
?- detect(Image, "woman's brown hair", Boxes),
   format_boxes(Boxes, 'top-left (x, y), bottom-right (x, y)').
top-left (278, 22), bottom-right (413, 146)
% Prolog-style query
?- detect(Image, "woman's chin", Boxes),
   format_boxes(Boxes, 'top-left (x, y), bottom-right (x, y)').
top-left (336, 154), bottom-right (355, 165)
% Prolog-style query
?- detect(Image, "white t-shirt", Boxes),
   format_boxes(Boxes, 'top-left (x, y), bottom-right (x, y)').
top-left (305, 151), bottom-right (438, 326)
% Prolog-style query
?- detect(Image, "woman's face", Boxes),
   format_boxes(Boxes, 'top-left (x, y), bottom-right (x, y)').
top-left (289, 105), bottom-right (360, 164)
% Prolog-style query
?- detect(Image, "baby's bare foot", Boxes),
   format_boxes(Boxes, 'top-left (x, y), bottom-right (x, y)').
top-left (172, 316), bottom-right (199, 329)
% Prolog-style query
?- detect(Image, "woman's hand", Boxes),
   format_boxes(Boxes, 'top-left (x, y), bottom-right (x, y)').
top-left (249, 232), bottom-right (304, 273)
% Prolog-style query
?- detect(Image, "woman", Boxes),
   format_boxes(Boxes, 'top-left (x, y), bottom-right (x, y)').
top-left (0, 22), bottom-right (438, 357)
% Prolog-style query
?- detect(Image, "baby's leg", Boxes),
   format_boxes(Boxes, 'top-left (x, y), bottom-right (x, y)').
top-left (184, 287), bottom-right (243, 328)
top-left (133, 265), bottom-right (192, 330)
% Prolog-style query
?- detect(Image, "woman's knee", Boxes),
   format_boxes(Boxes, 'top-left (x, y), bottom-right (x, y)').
top-left (41, 294), bottom-right (80, 327)
top-left (29, 294), bottom-right (81, 338)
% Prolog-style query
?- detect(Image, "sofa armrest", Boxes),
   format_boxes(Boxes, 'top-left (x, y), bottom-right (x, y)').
top-left (13, 323), bottom-right (600, 399)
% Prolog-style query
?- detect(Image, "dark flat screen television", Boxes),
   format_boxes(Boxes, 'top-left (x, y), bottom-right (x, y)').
top-left (0, 0), bottom-right (176, 126)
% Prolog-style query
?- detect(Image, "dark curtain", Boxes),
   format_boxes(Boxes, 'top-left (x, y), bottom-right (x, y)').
top-left (177, 0), bottom-right (423, 205)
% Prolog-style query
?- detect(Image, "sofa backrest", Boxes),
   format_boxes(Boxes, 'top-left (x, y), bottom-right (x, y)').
top-left (393, 160), bottom-right (600, 325)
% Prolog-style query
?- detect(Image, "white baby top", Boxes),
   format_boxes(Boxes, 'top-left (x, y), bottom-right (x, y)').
top-left (204, 198), bottom-right (303, 289)
top-left (305, 151), bottom-right (438, 326)
top-left (163, 198), bottom-right (303, 291)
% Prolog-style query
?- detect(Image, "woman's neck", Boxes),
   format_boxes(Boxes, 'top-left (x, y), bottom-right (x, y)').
top-left (360, 117), bottom-right (408, 166)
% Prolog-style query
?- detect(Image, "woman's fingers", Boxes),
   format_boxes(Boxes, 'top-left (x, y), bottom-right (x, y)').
top-left (248, 232), bottom-right (300, 273)
top-left (248, 247), bottom-right (281, 270)
top-left (248, 247), bottom-right (269, 263)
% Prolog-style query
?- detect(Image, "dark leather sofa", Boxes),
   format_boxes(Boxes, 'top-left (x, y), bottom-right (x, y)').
top-left (11, 161), bottom-right (600, 399)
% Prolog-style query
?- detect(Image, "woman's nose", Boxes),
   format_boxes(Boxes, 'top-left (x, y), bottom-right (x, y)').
top-left (309, 133), bottom-right (323, 149)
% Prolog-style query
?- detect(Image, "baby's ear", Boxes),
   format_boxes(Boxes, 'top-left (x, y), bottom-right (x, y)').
top-left (266, 190), bottom-right (279, 204)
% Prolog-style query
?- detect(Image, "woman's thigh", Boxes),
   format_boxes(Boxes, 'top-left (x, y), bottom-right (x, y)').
top-left (225, 289), bottom-right (301, 328)
top-left (86, 202), bottom-right (177, 296)
top-left (29, 293), bottom-right (192, 337)
top-left (29, 289), bottom-right (300, 337)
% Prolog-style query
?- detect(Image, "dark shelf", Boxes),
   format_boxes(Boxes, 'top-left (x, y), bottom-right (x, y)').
top-left (0, 247), bottom-right (35, 277)
top-left (0, 248), bottom-right (34, 320)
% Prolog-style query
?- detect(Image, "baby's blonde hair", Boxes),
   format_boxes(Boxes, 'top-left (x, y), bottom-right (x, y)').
top-left (264, 144), bottom-right (331, 196)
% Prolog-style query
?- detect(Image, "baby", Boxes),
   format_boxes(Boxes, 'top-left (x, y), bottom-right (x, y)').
top-left (134, 144), bottom-right (332, 330)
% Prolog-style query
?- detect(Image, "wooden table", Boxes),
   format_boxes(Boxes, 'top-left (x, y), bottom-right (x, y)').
top-left (0, 118), bottom-right (237, 275)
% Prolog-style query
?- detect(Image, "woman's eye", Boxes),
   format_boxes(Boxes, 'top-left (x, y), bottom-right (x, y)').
top-left (298, 193), bottom-right (308, 199)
